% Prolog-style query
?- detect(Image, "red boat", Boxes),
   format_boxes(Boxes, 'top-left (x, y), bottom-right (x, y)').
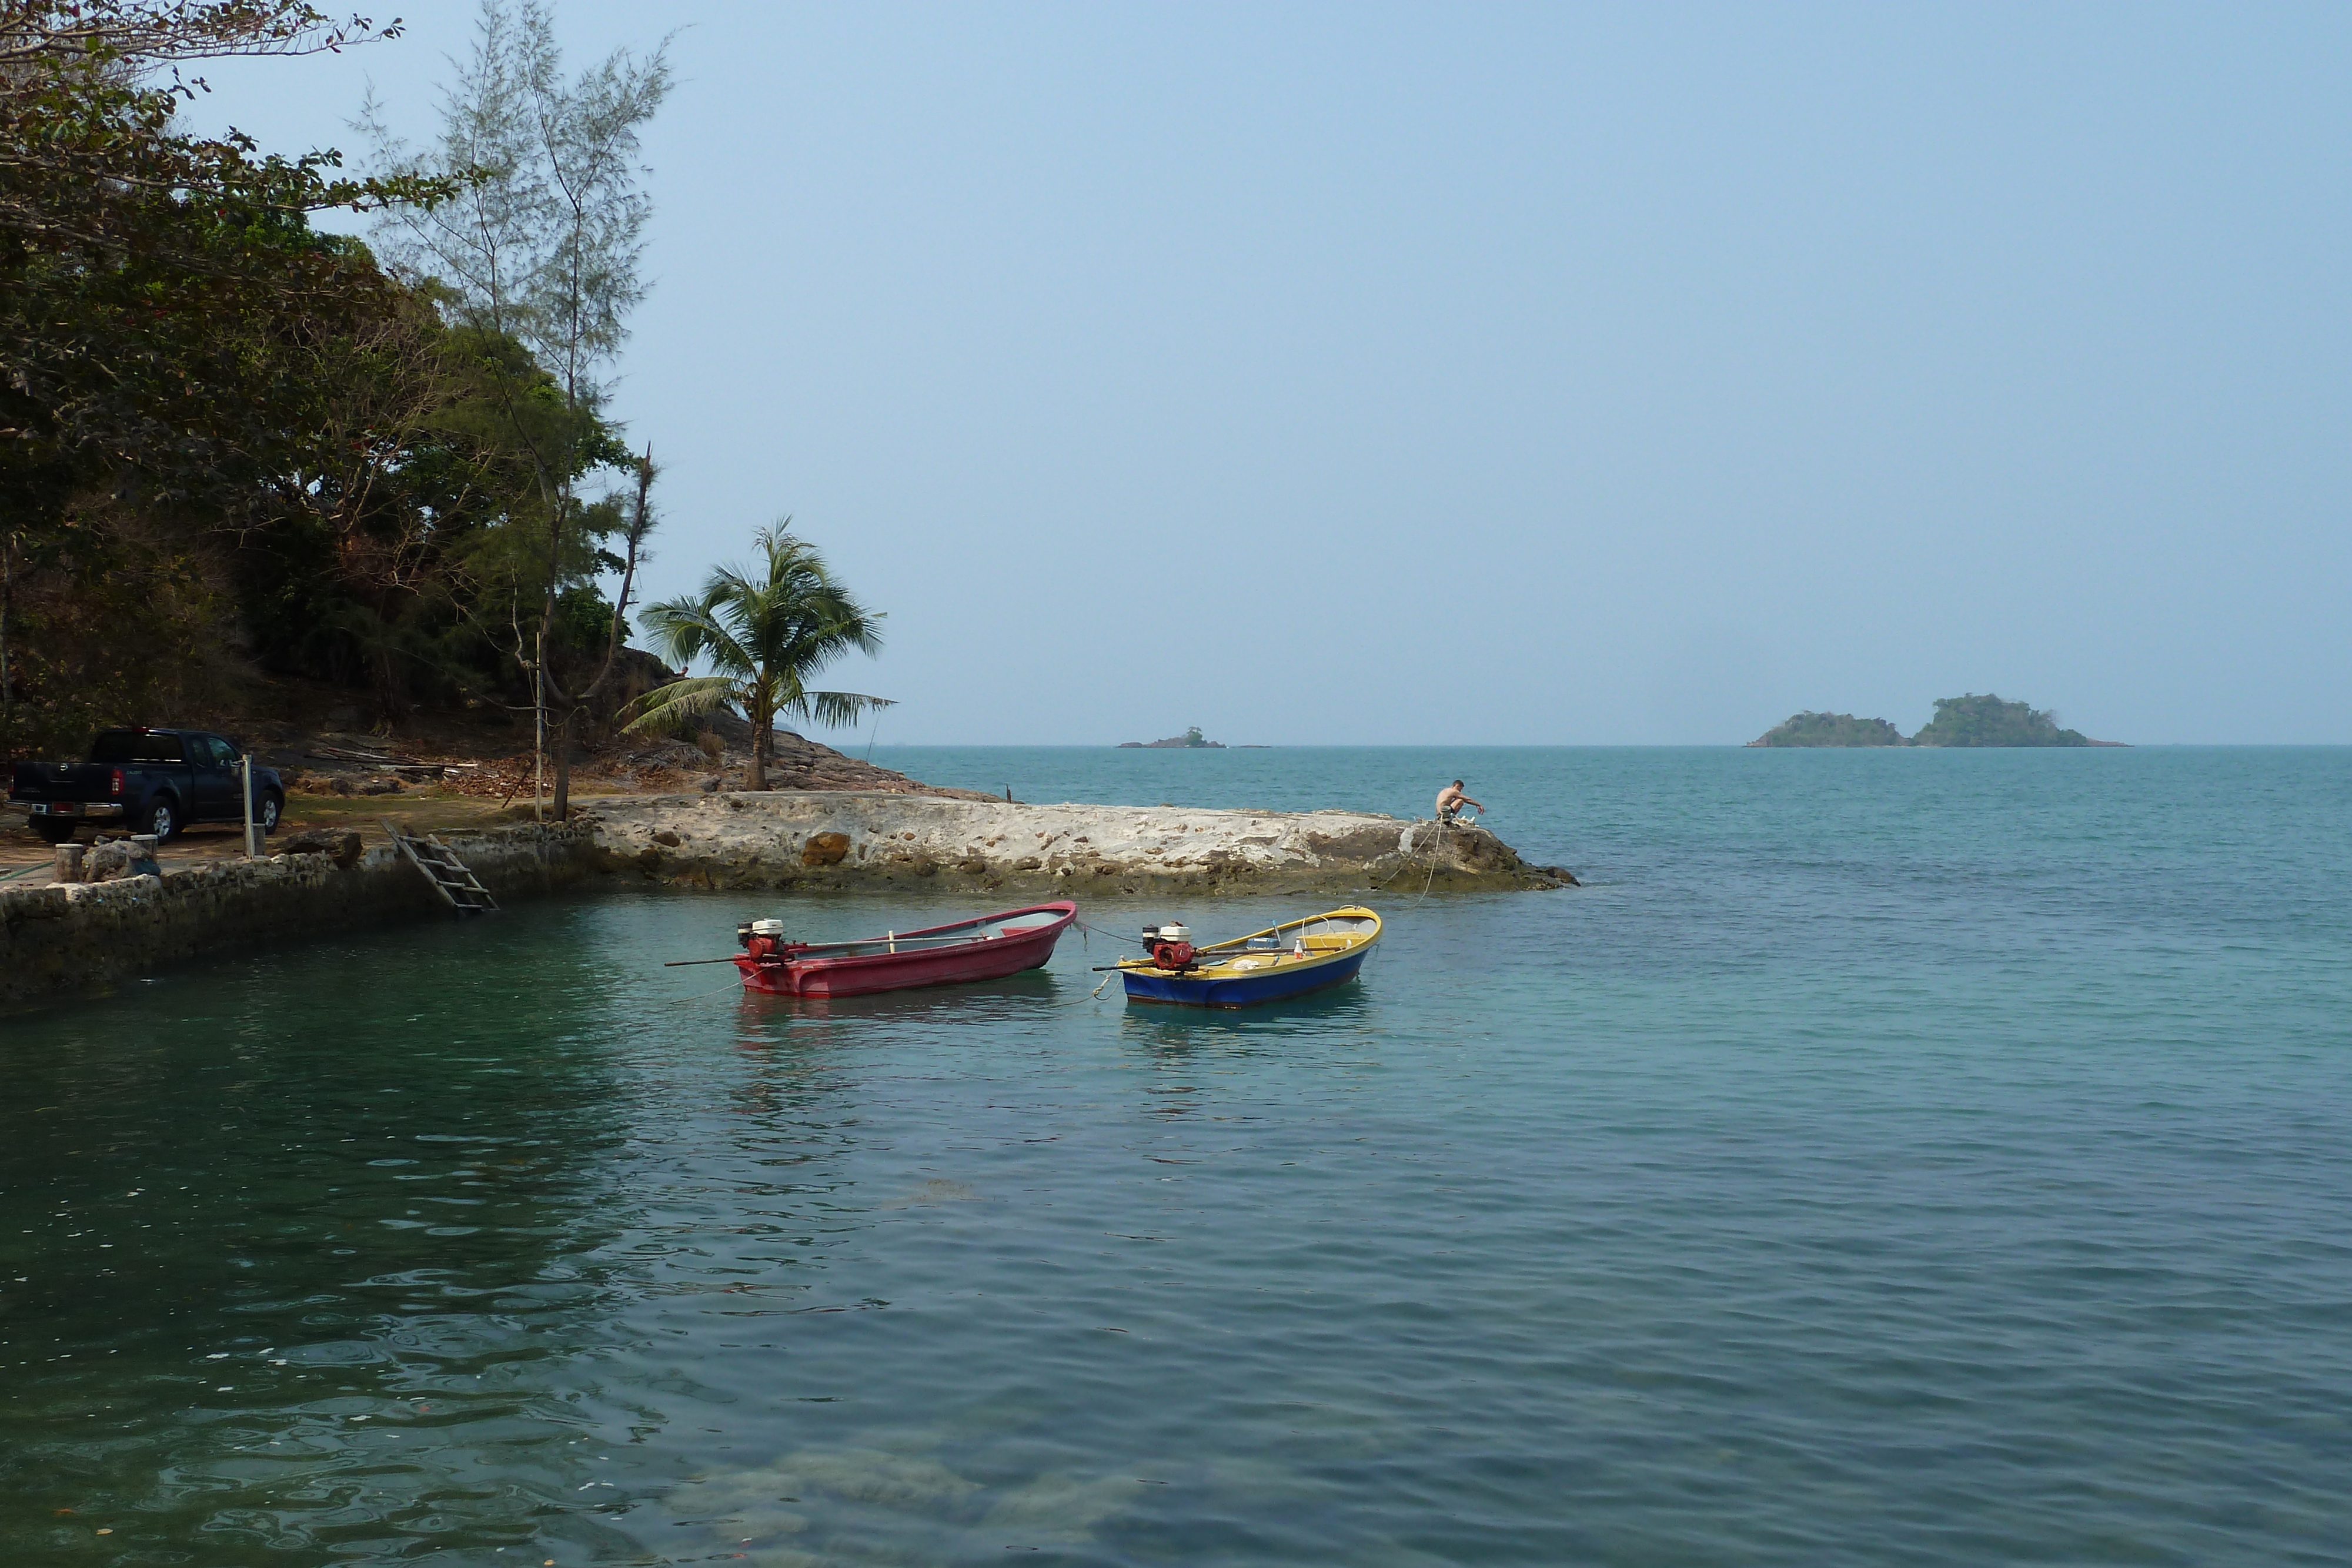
top-left (731, 901), bottom-right (1078, 998)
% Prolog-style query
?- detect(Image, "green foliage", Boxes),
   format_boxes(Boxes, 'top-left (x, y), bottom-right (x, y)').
top-left (0, 3), bottom-right (657, 759)
top-left (0, 506), bottom-right (228, 755)
top-left (360, 0), bottom-right (672, 410)
top-left (1751, 712), bottom-right (1909, 747)
top-left (1911, 694), bottom-right (2091, 747)
top-left (620, 527), bottom-right (890, 790)
top-left (0, 2), bottom-right (456, 521)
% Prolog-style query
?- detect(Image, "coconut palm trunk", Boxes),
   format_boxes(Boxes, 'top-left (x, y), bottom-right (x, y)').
top-left (749, 682), bottom-right (777, 790)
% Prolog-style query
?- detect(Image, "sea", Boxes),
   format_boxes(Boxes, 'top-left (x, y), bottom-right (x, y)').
top-left (3, 745), bottom-right (2347, 1566)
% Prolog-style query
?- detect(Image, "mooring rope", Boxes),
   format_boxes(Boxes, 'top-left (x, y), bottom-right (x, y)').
top-left (1406, 818), bottom-right (1448, 904)
top-left (1361, 814), bottom-right (1459, 903)
top-left (676, 971), bottom-right (756, 1004)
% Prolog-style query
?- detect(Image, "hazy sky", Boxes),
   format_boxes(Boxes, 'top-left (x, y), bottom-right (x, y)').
top-left (191, 3), bottom-right (2350, 744)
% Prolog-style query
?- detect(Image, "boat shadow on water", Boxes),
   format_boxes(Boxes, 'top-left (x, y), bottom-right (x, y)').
top-left (1112, 981), bottom-right (1382, 1054)
top-left (727, 965), bottom-right (1073, 1031)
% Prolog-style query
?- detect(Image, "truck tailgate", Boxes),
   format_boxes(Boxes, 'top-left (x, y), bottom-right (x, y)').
top-left (9, 763), bottom-right (118, 804)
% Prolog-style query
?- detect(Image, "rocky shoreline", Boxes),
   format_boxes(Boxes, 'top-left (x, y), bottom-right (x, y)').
top-left (581, 793), bottom-right (1577, 895)
top-left (2, 794), bottom-right (1575, 1008)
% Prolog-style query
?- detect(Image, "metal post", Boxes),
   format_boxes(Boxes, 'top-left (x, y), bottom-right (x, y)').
top-left (533, 630), bottom-right (546, 824)
top-left (242, 754), bottom-right (259, 857)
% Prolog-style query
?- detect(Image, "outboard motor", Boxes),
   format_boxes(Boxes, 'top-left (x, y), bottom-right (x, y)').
top-left (739, 917), bottom-right (791, 962)
top-left (1140, 922), bottom-right (1197, 971)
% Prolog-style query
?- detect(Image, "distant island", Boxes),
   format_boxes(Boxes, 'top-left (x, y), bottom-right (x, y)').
top-left (1749, 694), bottom-right (2122, 747)
top-left (1749, 712), bottom-right (1910, 748)
top-left (1120, 726), bottom-right (1225, 749)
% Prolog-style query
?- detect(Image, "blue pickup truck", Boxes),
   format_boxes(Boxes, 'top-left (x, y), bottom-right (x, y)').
top-left (8, 727), bottom-right (285, 845)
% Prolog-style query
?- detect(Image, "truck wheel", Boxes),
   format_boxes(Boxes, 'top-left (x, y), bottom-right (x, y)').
top-left (32, 819), bottom-right (77, 845)
top-left (145, 795), bottom-right (179, 843)
top-left (259, 792), bottom-right (283, 834)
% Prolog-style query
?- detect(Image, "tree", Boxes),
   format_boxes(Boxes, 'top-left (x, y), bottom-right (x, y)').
top-left (618, 527), bottom-right (892, 792)
top-left (360, 0), bottom-right (670, 816)
top-left (0, 0), bottom-right (456, 755)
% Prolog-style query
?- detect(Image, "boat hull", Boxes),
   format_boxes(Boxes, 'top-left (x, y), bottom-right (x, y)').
top-left (1121, 945), bottom-right (1371, 1008)
top-left (734, 902), bottom-right (1076, 998)
top-left (1118, 907), bottom-right (1382, 1009)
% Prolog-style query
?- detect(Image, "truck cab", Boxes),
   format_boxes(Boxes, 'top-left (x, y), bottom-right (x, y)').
top-left (9, 728), bottom-right (284, 845)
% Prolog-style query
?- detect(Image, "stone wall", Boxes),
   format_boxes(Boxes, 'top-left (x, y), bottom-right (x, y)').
top-left (0, 822), bottom-right (598, 1011)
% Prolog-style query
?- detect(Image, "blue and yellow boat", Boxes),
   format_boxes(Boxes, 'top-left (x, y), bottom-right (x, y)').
top-left (1114, 907), bottom-right (1383, 1008)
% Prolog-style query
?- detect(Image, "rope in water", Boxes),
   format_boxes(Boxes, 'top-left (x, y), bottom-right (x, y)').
top-left (674, 970), bottom-right (755, 1005)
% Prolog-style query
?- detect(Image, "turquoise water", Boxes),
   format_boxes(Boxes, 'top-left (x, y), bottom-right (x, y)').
top-left (4, 747), bottom-right (2349, 1565)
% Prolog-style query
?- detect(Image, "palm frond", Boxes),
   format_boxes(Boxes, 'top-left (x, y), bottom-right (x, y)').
top-left (637, 593), bottom-right (750, 677)
top-left (664, 523), bottom-right (888, 736)
top-left (616, 674), bottom-right (739, 734)
top-left (788, 690), bottom-right (896, 729)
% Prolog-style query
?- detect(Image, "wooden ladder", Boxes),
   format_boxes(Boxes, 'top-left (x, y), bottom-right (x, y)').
top-left (383, 820), bottom-right (499, 915)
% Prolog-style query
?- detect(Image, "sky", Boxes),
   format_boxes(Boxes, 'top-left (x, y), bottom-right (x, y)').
top-left (188, 3), bottom-right (2352, 744)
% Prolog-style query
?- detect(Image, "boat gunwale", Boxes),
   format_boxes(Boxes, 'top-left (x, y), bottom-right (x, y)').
top-left (746, 900), bottom-right (1078, 971)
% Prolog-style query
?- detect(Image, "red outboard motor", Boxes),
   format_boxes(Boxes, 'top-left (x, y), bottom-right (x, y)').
top-left (1141, 922), bottom-right (1198, 971)
top-left (737, 918), bottom-right (798, 964)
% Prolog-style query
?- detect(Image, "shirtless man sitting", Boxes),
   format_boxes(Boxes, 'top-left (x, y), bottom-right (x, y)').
top-left (1435, 780), bottom-right (1484, 826)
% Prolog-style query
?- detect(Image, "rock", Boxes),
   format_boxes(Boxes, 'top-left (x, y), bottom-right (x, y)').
top-left (330, 777), bottom-right (355, 797)
top-left (358, 778), bottom-right (402, 796)
top-left (279, 829), bottom-right (365, 868)
top-left (83, 840), bottom-right (158, 882)
top-left (590, 794), bottom-right (1578, 893)
top-left (699, 775), bottom-right (721, 793)
top-left (800, 831), bottom-right (851, 867)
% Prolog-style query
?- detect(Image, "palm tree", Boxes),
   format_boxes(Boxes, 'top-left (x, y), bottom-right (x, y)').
top-left (619, 525), bottom-right (892, 790)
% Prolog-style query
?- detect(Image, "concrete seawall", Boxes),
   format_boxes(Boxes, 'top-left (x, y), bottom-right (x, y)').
top-left (579, 792), bottom-right (1576, 896)
top-left (0, 822), bottom-right (599, 1011)
top-left (2, 793), bottom-right (1573, 1010)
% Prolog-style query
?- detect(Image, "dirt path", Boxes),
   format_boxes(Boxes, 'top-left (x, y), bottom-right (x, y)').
top-left (0, 792), bottom-right (526, 884)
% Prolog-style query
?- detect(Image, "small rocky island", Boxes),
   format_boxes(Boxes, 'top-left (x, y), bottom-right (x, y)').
top-left (1750, 694), bottom-right (2121, 747)
top-left (1120, 727), bottom-right (1225, 749)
